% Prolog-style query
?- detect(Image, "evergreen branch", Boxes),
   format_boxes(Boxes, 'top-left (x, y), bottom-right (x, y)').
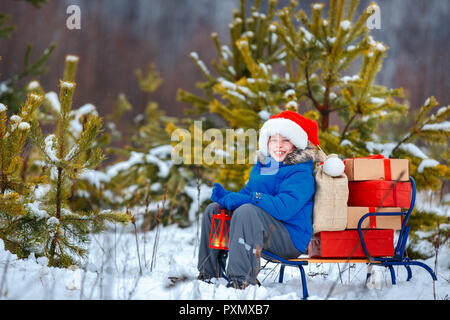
top-left (65, 115), bottom-right (103, 163)
top-left (392, 97), bottom-right (441, 155)
top-left (304, 65), bottom-right (320, 110)
top-left (0, 14), bottom-right (15, 38)
top-left (340, 110), bottom-right (359, 143)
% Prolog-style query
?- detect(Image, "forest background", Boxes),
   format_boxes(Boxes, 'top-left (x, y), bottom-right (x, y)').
top-left (0, 0), bottom-right (448, 269)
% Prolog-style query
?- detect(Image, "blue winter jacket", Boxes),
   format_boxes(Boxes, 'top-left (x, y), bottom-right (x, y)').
top-left (238, 154), bottom-right (315, 253)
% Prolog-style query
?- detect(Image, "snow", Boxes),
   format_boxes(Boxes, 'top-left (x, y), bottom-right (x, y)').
top-left (285, 101), bottom-right (298, 109)
top-left (242, 31), bottom-right (254, 39)
top-left (44, 134), bottom-right (59, 162)
top-left (184, 184), bottom-right (212, 222)
top-left (418, 159), bottom-right (440, 173)
top-left (79, 169), bottom-right (110, 189)
top-left (66, 55), bottom-right (79, 62)
top-left (436, 105), bottom-right (448, 116)
top-left (45, 92), bottom-right (61, 113)
top-left (341, 75), bottom-right (361, 83)
top-left (189, 52), bottom-right (210, 76)
top-left (61, 81), bottom-right (74, 89)
top-left (10, 115), bottom-right (22, 123)
top-left (374, 42), bottom-right (386, 51)
top-left (0, 81), bottom-right (12, 95)
top-left (220, 80), bottom-right (256, 99)
top-left (398, 143), bottom-right (429, 159)
top-left (145, 154), bottom-right (171, 178)
top-left (69, 104), bottom-right (98, 136)
top-left (300, 27), bottom-right (314, 43)
top-left (18, 122), bottom-right (31, 130)
top-left (148, 144), bottom-right (172, 158)
top-left (422, 121), bottom-right (450, 132)
top-left (312, 3), bottom-right (324, 10)
top-left (30, 93), bottom-right (41, 102)
top-left (284, 89), bottom-right (296, 98)
top-left (340, 20), bottom-right (351, 31)
top-left (227, 90), bottom-right (246, 101)
top-left (258, 110), bottom-right (271, 121)
top-left (220, 80), bottom-right (237, 91)
top-left (221, 45), bottom-right (232, 60)
top-left (24, 201), bottom-right (49, 219)
top-left (47, 216), bottom-right (60, 227)
top-left (365, 141), bottom-right (431, 159)
top-left (0, 214), bottom-right (447, 300)
top-left (365, 141), bottom-right (440, 173)
top-left (27, 81), bottom-right (40, 90)
top-left (106, 149), bottom-right (173, 180)
top-left (258, 62), bottom-right (269, 75)
top-left (340, 139), bottom-right (353, 147)
top-left (370, 97), bottom-right (386, 105)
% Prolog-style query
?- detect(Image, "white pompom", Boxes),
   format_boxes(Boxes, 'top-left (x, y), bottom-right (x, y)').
top-left (323, 155), bottom-right (345, 177)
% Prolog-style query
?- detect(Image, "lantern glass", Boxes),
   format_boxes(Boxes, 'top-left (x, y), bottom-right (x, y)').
top-left (209, 209), bottom-right (231, 250)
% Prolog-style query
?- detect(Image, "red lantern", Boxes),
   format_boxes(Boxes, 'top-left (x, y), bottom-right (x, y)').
top-left (208, 206), bottom-right (232, 250)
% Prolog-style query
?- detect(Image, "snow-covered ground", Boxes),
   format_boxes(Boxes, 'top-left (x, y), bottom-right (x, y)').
top-left (0, 217), bottom-right (448, 300)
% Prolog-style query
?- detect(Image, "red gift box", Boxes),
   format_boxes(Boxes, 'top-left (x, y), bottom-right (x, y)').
top-left (308, 230), bottom-right (394, 258)
top-left (348, 180), bottom-right (411, 208)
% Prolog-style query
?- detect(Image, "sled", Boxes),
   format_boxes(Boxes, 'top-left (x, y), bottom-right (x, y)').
top-left (260, 176), bottom-right (437, 300)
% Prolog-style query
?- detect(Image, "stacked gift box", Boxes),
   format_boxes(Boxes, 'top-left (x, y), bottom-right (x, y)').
top-left (308, 155), bottom-right (411, 258)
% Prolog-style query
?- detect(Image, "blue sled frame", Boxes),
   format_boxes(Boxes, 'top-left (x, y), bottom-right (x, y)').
top-left (261, 176), bottom-right (437, 299)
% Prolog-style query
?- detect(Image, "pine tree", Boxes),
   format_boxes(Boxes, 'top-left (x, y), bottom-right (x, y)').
top-left (177, 0), bottom-right (448, 194)
top-left (175, 0), bottom-right (449, 258)
top-left (105, 64), bottom-right (206, 228)
top-left (177, 0), bottom-right (288, 190)
top-left (21, 55), bottom-right (131, 267)
top-left (0, 93), bottom-right (43, 256)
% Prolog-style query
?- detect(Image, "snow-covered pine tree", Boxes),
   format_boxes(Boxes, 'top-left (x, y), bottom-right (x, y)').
top-left (0, 93), bottom-right (43, 255)
top-left (0, 43), bottom-right (55, 116)
top-left (25, 55), bottom-right (130, 267)
top-left (105, 64), bottom-right (209, 228)
top-left (177, 0), bottom-right (290, 190)
top-left (178, 0), bottom-right (448, 193)
top-left (177, 0), bottom-right (448, 257)
top-left (271, 1), bottom-right (448, 186)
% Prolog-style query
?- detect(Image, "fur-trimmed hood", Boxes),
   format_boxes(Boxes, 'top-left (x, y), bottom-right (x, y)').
top-left (256, 141), bottom-right (327, 165)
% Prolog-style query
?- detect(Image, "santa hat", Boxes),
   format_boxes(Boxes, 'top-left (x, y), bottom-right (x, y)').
top-left (258, 110), bottom-right (345, 177)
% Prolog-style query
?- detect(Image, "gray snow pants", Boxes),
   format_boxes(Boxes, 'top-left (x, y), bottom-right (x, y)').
top-left (197, 202), bottom-right (302, 285)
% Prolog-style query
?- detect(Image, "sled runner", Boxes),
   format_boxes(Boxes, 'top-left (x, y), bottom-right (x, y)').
top-left (261, 177), bottom-right (437, 299)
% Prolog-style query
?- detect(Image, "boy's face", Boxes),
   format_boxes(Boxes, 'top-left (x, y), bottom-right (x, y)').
top-left (268, 134), bottom-right (295, 162)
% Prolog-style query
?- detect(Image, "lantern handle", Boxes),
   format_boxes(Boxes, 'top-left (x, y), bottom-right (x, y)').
top-left (216, 204), bottom-right (233, 217)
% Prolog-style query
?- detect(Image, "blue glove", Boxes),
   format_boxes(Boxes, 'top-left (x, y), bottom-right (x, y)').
top-left (218, 192), bottom-right (251, 210)
top-left (211, 183), bottom-right (230, 203)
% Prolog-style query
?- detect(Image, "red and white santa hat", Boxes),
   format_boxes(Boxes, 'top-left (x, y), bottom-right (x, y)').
top-left (259, 110), bottom-right (318, 154)
top-left (258, 110), bottom-right (345, 177)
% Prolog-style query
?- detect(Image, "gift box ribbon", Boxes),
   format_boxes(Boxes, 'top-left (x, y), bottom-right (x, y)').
top-left (369, 207), bottom-right (377, 228)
